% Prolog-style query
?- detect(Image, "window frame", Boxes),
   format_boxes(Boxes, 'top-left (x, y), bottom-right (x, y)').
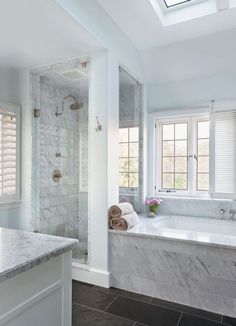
top-left (119, 122), bottom-right (140, 191)
top-left (155, 114), bottom-right (209, 198)
top-left (0, 100), bottom-right (21, 205)
top-left (158, 0), bottom-right (208, 12)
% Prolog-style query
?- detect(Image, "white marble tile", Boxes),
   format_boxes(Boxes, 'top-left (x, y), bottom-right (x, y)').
top-left (109, 230), bottom-right (236, 317)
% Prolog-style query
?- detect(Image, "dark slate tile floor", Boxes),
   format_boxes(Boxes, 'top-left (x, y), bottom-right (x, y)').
top-left (72, 281), bottom-right (236, 326)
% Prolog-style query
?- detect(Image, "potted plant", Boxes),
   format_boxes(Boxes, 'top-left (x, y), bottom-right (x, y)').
top-left (145, 198), bottom-right (162, 217)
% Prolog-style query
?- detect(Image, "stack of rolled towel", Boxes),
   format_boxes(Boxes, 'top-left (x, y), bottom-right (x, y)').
top-left (109, 202), bottom-right (139, 231)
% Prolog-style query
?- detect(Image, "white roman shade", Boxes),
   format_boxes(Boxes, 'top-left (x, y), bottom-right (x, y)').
top-left (0, 102), bottom-right (20, 203)
top-left (210, 102), bottom-right (236, 199)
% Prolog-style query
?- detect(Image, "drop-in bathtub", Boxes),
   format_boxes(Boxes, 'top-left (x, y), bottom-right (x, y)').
top-left (109, 215), bottom-right (236, 318)
top-left (125, 215), bottom-right (236, 248)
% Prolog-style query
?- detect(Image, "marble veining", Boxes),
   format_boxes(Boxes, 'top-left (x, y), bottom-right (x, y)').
top-left (0, 227), bottom-right (77, 283)
top-left (109, 215), bottom-right (236, 317)
top-left (156, 197), bottom-right (236, 220)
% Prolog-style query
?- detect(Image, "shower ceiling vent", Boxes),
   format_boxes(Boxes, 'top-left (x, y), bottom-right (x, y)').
top-left (58, 68), bottom-right (88, 81)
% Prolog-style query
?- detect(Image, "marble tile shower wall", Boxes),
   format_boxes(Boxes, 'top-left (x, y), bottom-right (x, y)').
top-left (157, 197), bottom-right (236, 219)
top-left (39, 77), bottom-right (88, 254)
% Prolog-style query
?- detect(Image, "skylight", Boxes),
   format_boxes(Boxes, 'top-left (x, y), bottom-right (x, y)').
top-left (149, 0), bottom-right (233, 26)
top-left (161, 0), bottom-right (207, 11)
top-left (164, 0), bottom-right (191, 8)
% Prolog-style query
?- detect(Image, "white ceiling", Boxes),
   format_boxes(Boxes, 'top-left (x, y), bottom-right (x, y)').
top-left (97, 0), bottom-right (236, 49)
top-left (97, 0), bottom-right (236, 84)
top-left (0, 0), bottom-right (103, 69)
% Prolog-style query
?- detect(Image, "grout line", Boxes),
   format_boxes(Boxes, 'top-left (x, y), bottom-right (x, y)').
top-left (73, 302), bottom-right (136, 324)
top-left (146, 299), bottom-right (221, 324)
top-left (176, 312), bottom-right (183, 326)
top-left (148, 297), bottom-right (153, 303)
top-left (103, 287), bottom-right (152, 305)
top-left (103, 294), bottom-right (119, 312)
top-left (73, 284), bottom-right (222, 324)
top-left (221, 315), bottom-right (223, 324)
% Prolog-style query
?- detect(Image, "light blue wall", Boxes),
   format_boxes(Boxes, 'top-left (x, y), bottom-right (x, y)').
top-left (0, 68), bottom-right (21, 229)
top-left (55, 0), bottom-right (146, 276)
top-left (148, 72), bottom-right (236, 111)
top-left (0, 208), bottom-right (20, 229)
top-left (56, 0), bottom-right (144, 80)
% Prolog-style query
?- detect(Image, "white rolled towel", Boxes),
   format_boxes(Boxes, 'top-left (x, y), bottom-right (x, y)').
top-left (110, 212), bottom-right (139, 231)
top-left (109, 202), bottom-right (134, 219)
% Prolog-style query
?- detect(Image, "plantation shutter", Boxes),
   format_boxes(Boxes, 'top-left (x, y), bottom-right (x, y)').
top-left (0, 104), bottom-right (19, 202)
top-left (210, 102), bottom-right (236, 199)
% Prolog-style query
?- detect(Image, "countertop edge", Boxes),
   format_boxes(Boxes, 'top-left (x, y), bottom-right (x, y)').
top-left (108, 228), bottom-right (236, 250)
top-left (0, 240), bottom-right (77, 284)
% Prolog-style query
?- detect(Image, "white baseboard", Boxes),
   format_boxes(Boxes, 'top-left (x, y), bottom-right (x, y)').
top-left (72, 262), bottom-right (110, 288)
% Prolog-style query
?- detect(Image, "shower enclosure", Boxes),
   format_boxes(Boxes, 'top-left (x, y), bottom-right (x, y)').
top-left (31, 58), bottom-right (89, 264)
top-left (119, 67), bottom-right (143, 213)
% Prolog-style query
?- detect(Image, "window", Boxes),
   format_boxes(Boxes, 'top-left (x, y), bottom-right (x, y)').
top-left (0, 102), bottom-right (20, 203)
top-left (155, 103), bottom-right (236, 199)
top-left (211, 108), bottom-right (236, 199)
top-left (156, 116), bottom-right (209, 196)
top-left (164, 0), bottom-right (190, 8)
top-left (162, 0), bottom-right (206, 9)
top-left (119, 127), bottom-right (139, 188)
top-left (197, 121), bottom-right (209, 191)
top-left (161, 122), bottom-right (188, 190)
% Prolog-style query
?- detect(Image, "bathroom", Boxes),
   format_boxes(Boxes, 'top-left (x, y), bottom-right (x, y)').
top-left (0, 1), bottom-right (236, 326)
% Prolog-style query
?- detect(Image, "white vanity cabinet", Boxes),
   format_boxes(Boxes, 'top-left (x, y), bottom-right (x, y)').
top-left (0, 228), bottom-right (76, 326)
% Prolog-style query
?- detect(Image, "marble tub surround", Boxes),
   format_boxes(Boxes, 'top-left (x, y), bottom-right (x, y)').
top-left (109, 228), bottom-right (236, 318)
top-left (110, 214), bottom-right (236, 250)
top-left (0, 227), bottom-right (77, 283)
top-left (155, 196), bottom-right (236, 220)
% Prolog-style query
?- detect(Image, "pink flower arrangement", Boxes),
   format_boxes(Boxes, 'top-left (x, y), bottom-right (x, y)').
top-left (145, 198), bottom-right (162, 206)
top-left (145, 197), bottom-right (162, 216)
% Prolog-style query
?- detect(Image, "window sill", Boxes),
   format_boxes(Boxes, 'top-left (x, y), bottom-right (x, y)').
top-left (0, 200), bottom-right (21, 211)
top-left (152, 195), bottom-right (234, 202)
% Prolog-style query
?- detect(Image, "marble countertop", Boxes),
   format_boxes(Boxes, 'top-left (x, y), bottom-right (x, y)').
top-left (0, 227), bottom-right (78, 283)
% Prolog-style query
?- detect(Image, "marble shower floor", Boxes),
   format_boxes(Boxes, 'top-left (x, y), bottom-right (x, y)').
top-left (72, 281), bottom-right (236, 326)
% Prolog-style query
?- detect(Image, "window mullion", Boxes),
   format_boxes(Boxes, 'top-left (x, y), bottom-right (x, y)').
top-left (188, 118), bottom-right (194, 196)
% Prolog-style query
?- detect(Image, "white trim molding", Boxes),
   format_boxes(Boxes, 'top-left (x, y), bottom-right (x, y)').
top-left (72, 262), bottom-right (110, 288)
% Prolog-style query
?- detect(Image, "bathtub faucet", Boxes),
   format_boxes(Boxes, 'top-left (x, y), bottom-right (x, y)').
top-left (229, 210), bottom-right (236, 221)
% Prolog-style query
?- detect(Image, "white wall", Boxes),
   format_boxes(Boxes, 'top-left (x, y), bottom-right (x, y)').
top-left (0, 0), bottom-right (146, 283)
top-left (56, 0), bottom-right (144, 79)
top-left (50, 0), bottom-right (146, 282)
top-left (148, 72), bottom-right (236, 111)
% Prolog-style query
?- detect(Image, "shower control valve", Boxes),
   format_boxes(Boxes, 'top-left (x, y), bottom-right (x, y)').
top-left (52, 169), bottom-right (62, 183)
